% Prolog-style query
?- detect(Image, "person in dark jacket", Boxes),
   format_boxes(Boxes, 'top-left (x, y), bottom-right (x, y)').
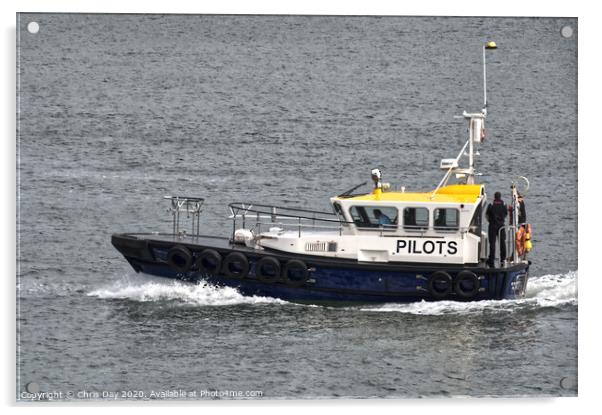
top-left (486, 192), bottom-right (507, 267)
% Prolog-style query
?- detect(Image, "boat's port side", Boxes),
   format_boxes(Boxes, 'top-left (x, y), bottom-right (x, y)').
top-left (111, 234), bottom-right (528, 304)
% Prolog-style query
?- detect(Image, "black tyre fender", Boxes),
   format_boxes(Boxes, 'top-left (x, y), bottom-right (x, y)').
top-left (255, 256), bottom-right (281, 283)
top-left (282, 259), bottom-right (309, 287)
top-left (167, 245), bottom-right (193, 273)
top-left (427, 271), bottom-right (453, 300)
top-left (454, 270), bottom-right (480, 299)
top-left (194, 249), bottom-right (222, 275)
top-left (222, 252), bottom-right (250, 279)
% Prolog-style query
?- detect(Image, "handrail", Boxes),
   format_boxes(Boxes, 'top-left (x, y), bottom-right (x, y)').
top-left (164, 195), bottom-right (205, 204)
top-left (228, 201), bottom-right (353, 239)
top-left (228, 202), bottom-right (339, 220)
top-left (228, 202), bottom-right (349, 226)
top-left (498, 224), bottom-right (517, 266)
top-left (164, 195), bottom-right (204, 236)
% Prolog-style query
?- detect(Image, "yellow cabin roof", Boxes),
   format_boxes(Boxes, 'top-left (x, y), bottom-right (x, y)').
top-left (335, 184), bottom-right (483, 204)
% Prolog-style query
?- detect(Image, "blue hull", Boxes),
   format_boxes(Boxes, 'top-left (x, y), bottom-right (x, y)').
top-left (112, 233), bottom-right (529, 304)
top-left (122, 249), bottom-right (528, 305)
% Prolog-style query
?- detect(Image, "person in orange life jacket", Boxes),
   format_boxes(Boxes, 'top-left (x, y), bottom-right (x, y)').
top-left (508, 194), bottom-right (527, 225)
top-left (486, 191), bottom-right (507, 267)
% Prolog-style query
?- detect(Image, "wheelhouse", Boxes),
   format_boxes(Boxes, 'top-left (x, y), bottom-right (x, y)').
top-left (331, 183), bottom-right (486, 238)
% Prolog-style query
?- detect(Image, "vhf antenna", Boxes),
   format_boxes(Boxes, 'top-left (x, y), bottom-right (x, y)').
top-left (483, 41), bottom-right (497, 111)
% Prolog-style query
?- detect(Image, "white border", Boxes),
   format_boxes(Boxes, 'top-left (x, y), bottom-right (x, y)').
top-left (5, 0), bottom-right (583, 16)
top-left (3, 1), bottom-right (598, 414)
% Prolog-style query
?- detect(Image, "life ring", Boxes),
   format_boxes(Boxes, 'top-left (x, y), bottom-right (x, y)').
top-left (282, 259), bottom-right (309, 287)
top-left (194, 249), bottom-right (222, 275)
top-left (427, 271), bottom-right (453, 300)
top-left (222, 252), bottom-right (249, 279)
top-left (515, 225), bottom-right (526, 257)
top-left (255, 256), bottom-right (281, 283)
top-left (454, 271), bottom-right (480, 299)
top-left (167, 245), bottom-right (193, 273)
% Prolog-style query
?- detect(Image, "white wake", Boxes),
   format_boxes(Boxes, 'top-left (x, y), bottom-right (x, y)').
top-left (87, 272), bottom-right (286, 306)
top-left (358, 271), bottom-right (577, 315)
top-left (88, 271), bottom-right (577, 313)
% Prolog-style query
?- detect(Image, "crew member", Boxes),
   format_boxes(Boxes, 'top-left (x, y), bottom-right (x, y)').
top-left (374, 209), bottom-right (392, 226)
top-left (486, 192), bottom-right (507, 267)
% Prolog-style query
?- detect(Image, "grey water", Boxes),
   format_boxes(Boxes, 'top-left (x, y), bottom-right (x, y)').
top-left (17, 14), bottom-right (577, 399)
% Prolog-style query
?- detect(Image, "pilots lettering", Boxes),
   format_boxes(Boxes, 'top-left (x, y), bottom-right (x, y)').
top-left (396, 239), bottom-right (458, 255)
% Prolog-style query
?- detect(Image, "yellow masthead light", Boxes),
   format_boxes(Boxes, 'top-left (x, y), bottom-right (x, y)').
top-left (485, 41), bottom-right (497, 49)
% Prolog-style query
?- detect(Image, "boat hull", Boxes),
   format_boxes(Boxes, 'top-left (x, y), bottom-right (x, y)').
top-left (112, 233), bottom-right (529, 305)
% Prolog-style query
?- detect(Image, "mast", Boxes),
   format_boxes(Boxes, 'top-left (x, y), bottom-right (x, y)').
top-left (432, 41), bottom-right (497, 197)
top-left (468, 41), bottom-right (497, 184)
top-left (483, 43), bottom-right (488, 110)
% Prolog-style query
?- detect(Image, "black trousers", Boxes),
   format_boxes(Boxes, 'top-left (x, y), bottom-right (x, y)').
top-left (488, 226), bottom-right (506, 266)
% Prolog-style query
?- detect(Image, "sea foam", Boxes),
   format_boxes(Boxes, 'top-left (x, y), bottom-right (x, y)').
top-left (359, 271), bottom-right (577, 315)
top-left (87, 272), bottom-right (286, 306)
top-left (88, 270), bottom-right (577, 313)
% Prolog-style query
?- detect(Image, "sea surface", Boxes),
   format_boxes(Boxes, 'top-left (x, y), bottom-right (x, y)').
top-left (16, 14), bottom-right (577, 399)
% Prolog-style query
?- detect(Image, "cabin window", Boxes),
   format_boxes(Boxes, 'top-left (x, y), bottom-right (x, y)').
top-left (434, 208), bottom-right (460, 231)
top-left (469, 202), bottom-right (483, 235)
top-left (349, 206), bottom-right (398, 229)
top-left (403, 207), bottom-right (429, 230)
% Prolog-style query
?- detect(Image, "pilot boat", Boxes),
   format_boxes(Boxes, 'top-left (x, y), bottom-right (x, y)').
top-left (112, 42), bottom-right (532, 304)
